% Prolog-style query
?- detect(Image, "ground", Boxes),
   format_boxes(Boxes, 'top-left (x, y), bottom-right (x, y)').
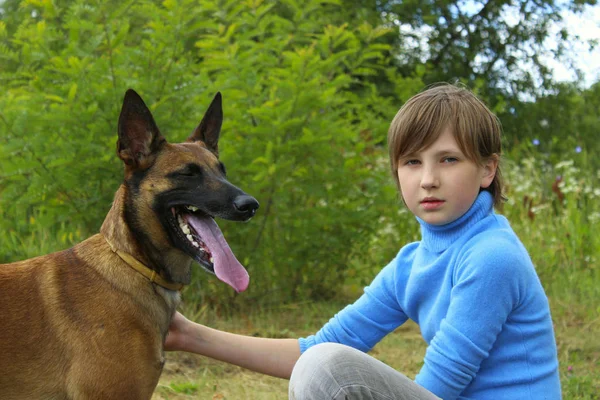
top-left (152, 302), bottom-right (599, 399)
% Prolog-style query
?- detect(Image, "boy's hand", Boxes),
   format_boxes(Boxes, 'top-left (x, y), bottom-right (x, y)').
top-left (164, 311), bottom-right (191, 352)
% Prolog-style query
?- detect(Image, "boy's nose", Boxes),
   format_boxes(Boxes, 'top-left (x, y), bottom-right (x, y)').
top-left (420, 167), bottom-right (440, 189)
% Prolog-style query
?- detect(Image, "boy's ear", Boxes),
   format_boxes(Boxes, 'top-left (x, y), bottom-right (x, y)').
top-left (117, 89), bottom-right (166, 170)
top-left (480, 154), bottom-right (499, 189)
top-left (187, 92), bottom-right (222, 156)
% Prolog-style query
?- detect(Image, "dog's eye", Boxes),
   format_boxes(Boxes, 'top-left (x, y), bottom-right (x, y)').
top-left (179, 164), bottom-right (203, 177)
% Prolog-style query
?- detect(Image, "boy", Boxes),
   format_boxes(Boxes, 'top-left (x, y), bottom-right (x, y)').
top-left (164, 84), bottom-right (561, 399)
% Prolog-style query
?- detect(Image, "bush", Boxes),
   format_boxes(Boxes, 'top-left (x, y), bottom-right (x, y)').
top-left (0, 0), bottom-right (423, 308)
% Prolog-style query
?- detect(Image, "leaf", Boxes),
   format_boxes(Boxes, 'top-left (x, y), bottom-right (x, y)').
top-left (43, 95), bottom-right (65, 103)
top-left (67, 83), bottom-right (77, 102)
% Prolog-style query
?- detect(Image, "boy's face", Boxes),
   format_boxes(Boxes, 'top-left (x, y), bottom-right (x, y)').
top-left (396, 128), bottom-right (497, 226)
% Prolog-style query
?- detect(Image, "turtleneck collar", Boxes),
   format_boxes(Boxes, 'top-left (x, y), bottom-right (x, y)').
top-left (417, 191), bottom-right (494, 253)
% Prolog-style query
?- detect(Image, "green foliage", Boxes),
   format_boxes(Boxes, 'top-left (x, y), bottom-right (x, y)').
top-left (0, 0), bottom-right (422, 306)
top-left (500, 82), bottom-right (600, 168)
top-left (171, 0), bottom-right (423, 305)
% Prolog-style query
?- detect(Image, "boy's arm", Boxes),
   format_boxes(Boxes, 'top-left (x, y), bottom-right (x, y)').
top-left (300, 254), bottom-right (410, 353)
top-left (415, 237), bottom-right (530, 399)
top-left (165, 312), bottom-right (300, 379)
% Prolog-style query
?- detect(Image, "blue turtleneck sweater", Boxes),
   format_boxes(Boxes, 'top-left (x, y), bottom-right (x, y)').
top-left (299, 192), bottom-right (561, 399)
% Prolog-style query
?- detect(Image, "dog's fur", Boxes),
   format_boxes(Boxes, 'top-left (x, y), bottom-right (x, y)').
top-left (0, 90), bottom-right (258, 399)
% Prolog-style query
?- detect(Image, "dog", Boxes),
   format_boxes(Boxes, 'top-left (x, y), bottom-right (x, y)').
top-left (0, 89), bottom-right (259, 399)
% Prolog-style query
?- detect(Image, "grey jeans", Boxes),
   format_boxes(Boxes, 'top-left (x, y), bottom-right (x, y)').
top-left (289, 343), bottom-right (441, 400)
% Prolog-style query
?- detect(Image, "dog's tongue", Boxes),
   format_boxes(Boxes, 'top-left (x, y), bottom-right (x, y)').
top-left (185, 215), bottom-right (249, 293)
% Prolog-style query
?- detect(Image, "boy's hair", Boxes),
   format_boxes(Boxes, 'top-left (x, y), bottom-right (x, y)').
top-left (387, 83), bottom-right (505, 207)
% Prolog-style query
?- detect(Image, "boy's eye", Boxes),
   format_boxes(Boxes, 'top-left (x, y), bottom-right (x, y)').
top-left (443, 157), bottom-right (458, 163)
top-left (404, 159), bottom-right (420, 165)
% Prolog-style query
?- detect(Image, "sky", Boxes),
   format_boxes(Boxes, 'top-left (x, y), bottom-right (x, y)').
top-left (549, 6), bottom-right (600, 86)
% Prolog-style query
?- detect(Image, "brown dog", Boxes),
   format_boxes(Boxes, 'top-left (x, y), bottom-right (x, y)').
top-left (0, 90), bottom-right (259, 399)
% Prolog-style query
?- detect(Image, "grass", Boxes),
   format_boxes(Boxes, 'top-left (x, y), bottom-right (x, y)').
top-left (153, 296), bottom-right (600, 399)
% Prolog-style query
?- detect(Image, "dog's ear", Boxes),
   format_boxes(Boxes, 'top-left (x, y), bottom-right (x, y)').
top-left (188, 92), bottom-right (222, 156)
top-left (117, 89), bottom-right (166, 169)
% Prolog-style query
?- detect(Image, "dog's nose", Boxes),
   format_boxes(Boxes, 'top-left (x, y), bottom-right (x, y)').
top-left (233, 195), bottom-right (259, 217)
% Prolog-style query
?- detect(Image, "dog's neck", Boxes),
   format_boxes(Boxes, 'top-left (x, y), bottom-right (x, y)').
top-left (100, 185), bottom-right (145, 262)
top-left (100, 185), bottom-right (192, 287)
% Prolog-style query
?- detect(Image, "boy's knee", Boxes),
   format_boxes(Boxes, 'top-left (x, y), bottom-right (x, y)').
top-left (289, 343), bottom-right (357, 399)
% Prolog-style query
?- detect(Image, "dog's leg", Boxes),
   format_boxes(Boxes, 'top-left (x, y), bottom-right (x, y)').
top-left (64, 319), bottom-right (166, 400)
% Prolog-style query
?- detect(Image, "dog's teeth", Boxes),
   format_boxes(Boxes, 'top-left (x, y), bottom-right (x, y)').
top-left (209, 256), bottom-right (214, 264)
top-left (186, 205), bottom-right (199, 212)
top-left (182, 225), bottom-right (190, 235)
top-left (192, 241), bottom-right (199, 247)
top-left (186, 234), bottom-right (193, 241)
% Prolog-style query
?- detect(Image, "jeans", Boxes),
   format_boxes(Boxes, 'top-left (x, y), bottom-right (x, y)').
top-left (289, 343), bottom-right (441, 400)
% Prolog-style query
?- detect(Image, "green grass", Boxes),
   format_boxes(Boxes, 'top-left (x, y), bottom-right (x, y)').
top-left (153, 297), bottom-right (600, 399)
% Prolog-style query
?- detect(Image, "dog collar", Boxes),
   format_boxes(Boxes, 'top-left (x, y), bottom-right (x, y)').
top-left (102, 235), bottom-right (184, 291)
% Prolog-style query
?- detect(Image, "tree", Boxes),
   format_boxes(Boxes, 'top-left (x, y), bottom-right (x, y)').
top-left (501, 81), bottom-right (600, 163)
top-left (364, 0), bottom-right (597, 104)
